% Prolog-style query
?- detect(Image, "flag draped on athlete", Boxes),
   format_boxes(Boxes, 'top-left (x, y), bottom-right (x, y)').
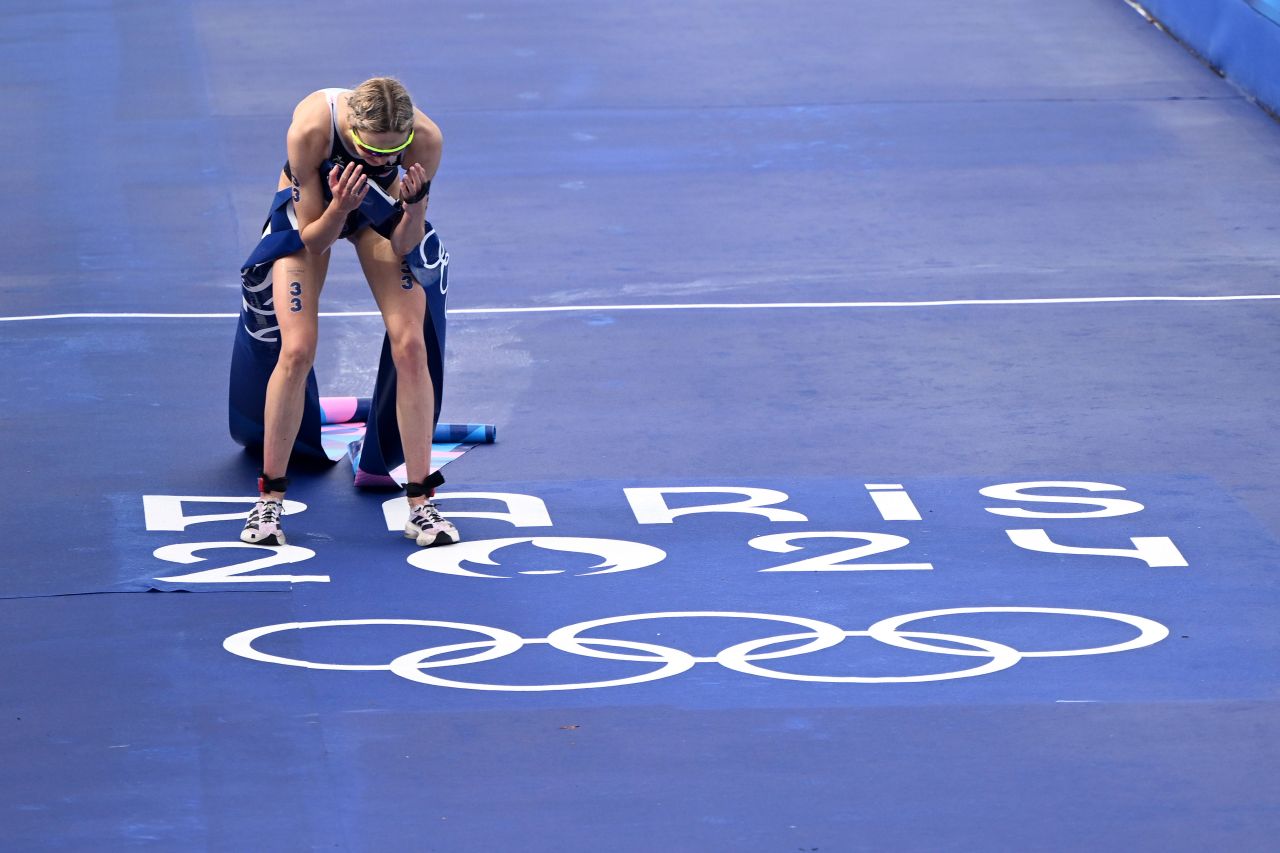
top-left (227, 186), bottom-right (450, 487)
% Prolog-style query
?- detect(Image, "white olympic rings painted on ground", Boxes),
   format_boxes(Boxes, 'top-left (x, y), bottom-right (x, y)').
top-left (222, 619), bottom-right (525, 671)
top-left (717, 630), bottom-right (1022, 683)
top-left (865, 607), bottom-right (1169, 657)
top-left (222, 607), bottom-right (1169, 691)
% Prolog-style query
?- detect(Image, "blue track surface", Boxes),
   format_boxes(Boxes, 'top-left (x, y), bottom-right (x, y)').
top-left (3, 1), bottom-right (1280, 850)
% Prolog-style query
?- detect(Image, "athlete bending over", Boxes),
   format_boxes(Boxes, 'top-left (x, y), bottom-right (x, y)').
top-left (240, 77), bottom-right (458, 549)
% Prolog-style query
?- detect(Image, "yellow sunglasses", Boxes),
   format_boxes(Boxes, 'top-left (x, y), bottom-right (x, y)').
top-left (350, 128), bottom-right (415, 155)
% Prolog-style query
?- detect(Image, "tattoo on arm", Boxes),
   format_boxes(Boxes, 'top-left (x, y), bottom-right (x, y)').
top-left (292, 174), bottom-right (301, 203)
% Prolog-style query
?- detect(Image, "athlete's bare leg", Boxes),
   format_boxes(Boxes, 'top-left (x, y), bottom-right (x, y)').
top-left (352, 226), bottom-right (434, 506)
top-left (260, 234), bottom-right (330, 499)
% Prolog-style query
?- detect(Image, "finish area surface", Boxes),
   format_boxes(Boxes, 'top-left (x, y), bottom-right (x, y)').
top-left (2, 1), bottom-right (1278, 850)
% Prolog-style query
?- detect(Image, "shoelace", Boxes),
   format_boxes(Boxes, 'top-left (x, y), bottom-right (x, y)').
top-left (413, 502), bottom-right (445, 525)
top-left (256, 499), bottom-right (283, 527)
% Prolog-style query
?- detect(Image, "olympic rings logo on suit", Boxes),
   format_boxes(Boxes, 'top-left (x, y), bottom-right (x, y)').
top-left (415, 228), bottom-right (449, 294)
top-left (223, 607), bottom-right (1169, 692)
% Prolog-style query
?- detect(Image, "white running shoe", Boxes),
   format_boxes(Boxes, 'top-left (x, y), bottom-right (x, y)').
top-left (404, 501), bottom-right (459, 548)
top-left (241, 499), bottom-right (286, 546)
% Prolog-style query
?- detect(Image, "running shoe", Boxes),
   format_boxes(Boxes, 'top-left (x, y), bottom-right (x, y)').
top-left (405, 501), bottom-right (460, 547)
top-left (241, 499), bottom-right (286, 546)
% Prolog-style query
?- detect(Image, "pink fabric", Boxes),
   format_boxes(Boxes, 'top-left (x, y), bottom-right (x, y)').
top-left (318, 396), bottom-right (360, 425)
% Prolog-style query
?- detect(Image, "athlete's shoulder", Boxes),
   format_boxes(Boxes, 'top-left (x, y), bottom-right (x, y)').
top-left (286, 90), bottom-right (336, 158)
top-left (288, 91), bottom-right (334, 133)
top-left (413, 108), bottom-right (443, 149)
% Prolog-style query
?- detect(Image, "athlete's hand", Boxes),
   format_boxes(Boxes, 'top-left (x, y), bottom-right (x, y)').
top-left (400, 163), bottom-right (430, 208)
top-left (328, 161), bottom-right (369, 213)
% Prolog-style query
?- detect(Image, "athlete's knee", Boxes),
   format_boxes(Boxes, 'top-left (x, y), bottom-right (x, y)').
top-left (389, 333), bottom-right (428, 376)
top-left (276, 338), bottom-right (317, 375)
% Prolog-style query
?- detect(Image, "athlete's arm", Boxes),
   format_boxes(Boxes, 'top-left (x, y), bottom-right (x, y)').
top-left (389, 113), bottom-right (443, 257)
top-left (285, 94), bottom-right (369, 255)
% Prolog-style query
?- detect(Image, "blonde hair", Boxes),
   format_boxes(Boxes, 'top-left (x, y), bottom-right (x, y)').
top-left (347, 77), bottom-right (414, 134)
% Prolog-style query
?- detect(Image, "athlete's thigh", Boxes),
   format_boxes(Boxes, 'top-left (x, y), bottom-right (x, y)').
top-left (351, 227), bottom-right (426, 341)
top-left (271, 248), bottom-right (329, 351)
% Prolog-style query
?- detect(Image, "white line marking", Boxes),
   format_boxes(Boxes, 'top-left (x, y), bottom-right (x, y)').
top-left (3, 294), bottom-right (1280, 322)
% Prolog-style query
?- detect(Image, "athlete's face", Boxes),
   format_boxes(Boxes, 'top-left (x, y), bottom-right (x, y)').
top-left (356, 148), bottom-right (395, 167)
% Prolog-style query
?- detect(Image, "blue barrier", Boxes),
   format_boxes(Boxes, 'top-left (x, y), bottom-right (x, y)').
top-left (1138, 0), bottom-right (1280, 115)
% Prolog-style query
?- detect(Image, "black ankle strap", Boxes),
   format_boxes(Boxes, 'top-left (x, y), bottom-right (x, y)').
top-left (404, 470), bottom-right (445, 498)
top-left (258, 472), bottom-right (289, 494)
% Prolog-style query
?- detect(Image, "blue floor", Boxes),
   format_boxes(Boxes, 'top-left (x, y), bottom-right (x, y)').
top-left (3, 1), bottom-right (1280, 850)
